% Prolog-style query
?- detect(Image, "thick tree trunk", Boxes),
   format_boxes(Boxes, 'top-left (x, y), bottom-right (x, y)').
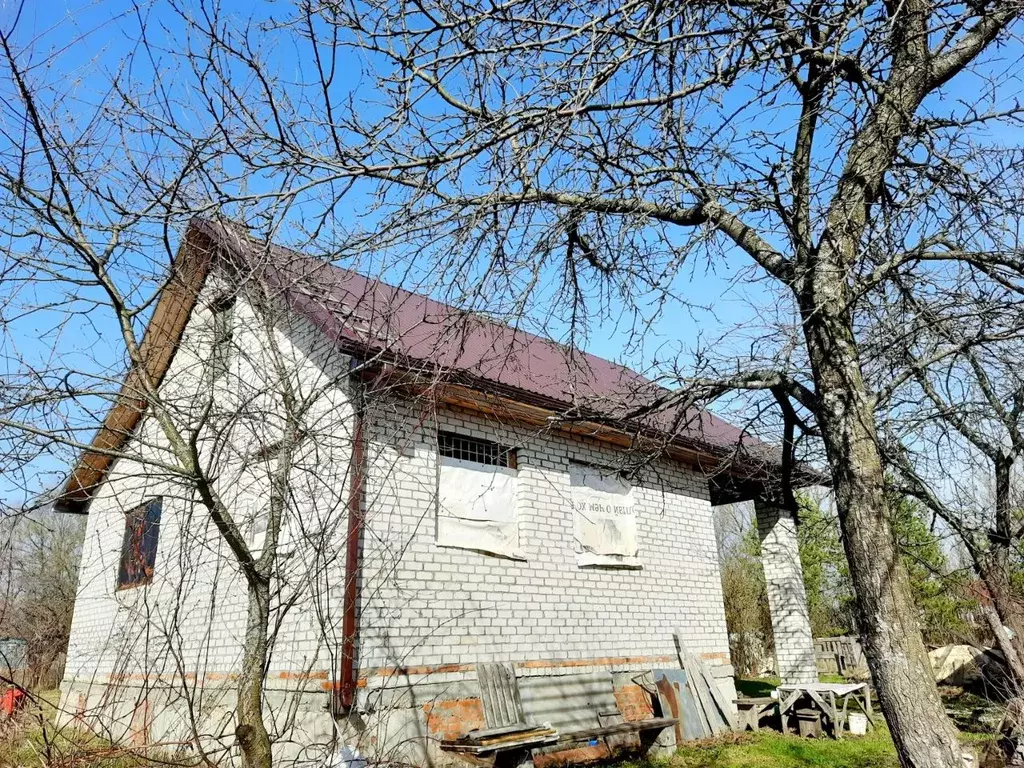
top-left (236, 576), bottom-right (274, 768)
top-left (804, 313), bottom-right (965, 768)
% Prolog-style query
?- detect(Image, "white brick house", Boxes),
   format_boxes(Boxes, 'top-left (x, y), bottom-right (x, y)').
top-left (55, 220), bottom-right (817, 767)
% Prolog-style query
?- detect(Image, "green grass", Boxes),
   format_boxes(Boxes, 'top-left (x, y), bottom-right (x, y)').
top-left (618, 728), bottom-right (996, 768)
top-left (668, 729), bottom-right (900, 768)
top-left (619, 678), bottom-right (1002, 768)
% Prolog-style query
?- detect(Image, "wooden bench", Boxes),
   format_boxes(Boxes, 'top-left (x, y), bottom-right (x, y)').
top-left (559, 717), bottom-right (678, 749)
top-left (443, 716), bottom-right (678, 768)
top-left (442, 724), bottom-right (559, 756)
top-left (441, 664), bottom-right (676, 766)
top-left (777, 682), bottom-right (874, 739)
top-left (734, 696), bottom-right (777, 732)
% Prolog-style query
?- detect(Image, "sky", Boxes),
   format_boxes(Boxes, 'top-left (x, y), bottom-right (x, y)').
top-left (0, 0), bottom-right (1020, 506)
top-left (2, 0), bottom-right (767, 349)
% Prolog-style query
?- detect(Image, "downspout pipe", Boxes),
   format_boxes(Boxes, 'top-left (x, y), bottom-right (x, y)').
top-left (337, 367), bottom-right (366, 714)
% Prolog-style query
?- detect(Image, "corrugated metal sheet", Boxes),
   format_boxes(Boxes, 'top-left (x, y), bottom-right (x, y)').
top-left (206, 220), bottom-right (759, 455)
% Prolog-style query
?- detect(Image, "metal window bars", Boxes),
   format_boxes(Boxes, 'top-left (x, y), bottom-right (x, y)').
top-left (438, 431), bottom-right (516, 468)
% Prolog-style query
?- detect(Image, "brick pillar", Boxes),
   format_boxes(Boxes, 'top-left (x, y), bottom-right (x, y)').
top-left (755, 501), bottom-right (817, 684)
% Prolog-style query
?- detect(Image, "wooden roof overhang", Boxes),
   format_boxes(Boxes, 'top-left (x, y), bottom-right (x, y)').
top-left (357, 365), bottom-right (819, 506)
top-left (53, 225), bottom-right (217, 514)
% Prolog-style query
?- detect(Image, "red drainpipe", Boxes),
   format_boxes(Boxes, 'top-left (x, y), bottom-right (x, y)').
top-left (337, 393), bottom-right (366, 714)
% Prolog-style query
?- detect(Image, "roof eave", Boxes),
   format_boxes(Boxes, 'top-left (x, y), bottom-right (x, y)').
top-left (53, 224), bottom-right (217, 514)
top-left (54, 219), bottom-right (826, 514)
top-left (359, 362), bottom-right (825, 496)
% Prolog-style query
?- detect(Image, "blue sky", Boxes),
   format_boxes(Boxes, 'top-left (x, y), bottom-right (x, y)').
top-left (1, 0), bottom-right (1020, 505)
top-left (4, 0), bottom-right (768, 354)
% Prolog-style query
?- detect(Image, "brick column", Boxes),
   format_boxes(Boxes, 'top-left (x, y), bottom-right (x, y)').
top-left (755, 501), bottom-right (817, 684)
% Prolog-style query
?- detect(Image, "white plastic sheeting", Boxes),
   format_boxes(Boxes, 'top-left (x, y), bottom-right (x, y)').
top-left (436, 456), bottom-right (523, 559)
top-left (569, 463), bottom-right (641, 568)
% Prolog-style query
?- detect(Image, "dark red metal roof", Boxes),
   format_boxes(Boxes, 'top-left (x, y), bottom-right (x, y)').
top-left (204, 220), bottom-right (759, 456)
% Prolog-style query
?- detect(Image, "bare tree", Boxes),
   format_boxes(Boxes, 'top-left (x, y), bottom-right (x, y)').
top-left (146, 3), bottom-right (1024, 765)
top-left (0, 219), bottom-right (372, 767)
top-left (880, 314), bottom-right (1024, 684)
top-left (3, 2), bottom-right (1024, 767)
top-left (0, 19), bottom-right (359, 761)
top-left (0, 503), bottom-right (85, 686)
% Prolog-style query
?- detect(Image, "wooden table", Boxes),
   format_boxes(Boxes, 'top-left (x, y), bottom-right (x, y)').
top-left (776, 682), bottom-right (875, 738)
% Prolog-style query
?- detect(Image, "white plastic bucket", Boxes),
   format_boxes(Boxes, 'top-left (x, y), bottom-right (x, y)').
top-left (848, 712), bottom-right (868, 736)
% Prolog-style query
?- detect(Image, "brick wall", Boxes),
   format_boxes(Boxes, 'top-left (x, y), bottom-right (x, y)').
top-left (755, 502), bottom-right (817, 684)
top-left (356, 397), bottom-right (733, 699)
top-left (59, 288), bottom-right (735, 763)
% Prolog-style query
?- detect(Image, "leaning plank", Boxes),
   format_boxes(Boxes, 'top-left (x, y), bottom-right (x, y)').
top-left (697, 663), bottom-right (738, 731)
top-left (679, 651), bottom-right (722, 735)
top-left (673, 634), bottom-right (713, 736)
top-left (688, 657), bottom-right (725, 734)
top-left (678, 657), bottom-right (712, 736)
top-left (673, 632), bottom-right (737, 732)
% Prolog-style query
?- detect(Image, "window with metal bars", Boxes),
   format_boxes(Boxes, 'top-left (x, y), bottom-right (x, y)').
top-left (438, 431), bottom-right (516, 469)
top-left (117, 498), bottom-right (162, 590)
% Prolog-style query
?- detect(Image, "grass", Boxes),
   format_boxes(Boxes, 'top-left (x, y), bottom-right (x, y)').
top-left (0, 691), bottom-right (166, 768)
top-left (618, 678), bottom-right (1002, 768)
top-left (657, 729), bottom-right (901, 768)
top-left (616, 728), bottom-right (997, 768)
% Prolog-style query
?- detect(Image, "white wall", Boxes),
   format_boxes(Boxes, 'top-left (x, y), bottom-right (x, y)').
top-left (61, 285), bottom-right (357, 759)
top-left (60, 289), bottom-right (733, 764)
top-left (357, 398), bottom-right (732, 691)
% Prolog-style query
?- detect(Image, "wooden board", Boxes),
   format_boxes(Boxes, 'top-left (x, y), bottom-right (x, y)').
top-left (698, 662), bottom-right (739, 731)
top-left (681, 653), bottom-right (725, 735)
top-left (443, 726), bottom-right (558, 754)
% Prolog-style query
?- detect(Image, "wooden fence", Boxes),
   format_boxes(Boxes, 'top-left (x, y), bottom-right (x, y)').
top-left (814, 636), bottom-right (867, 676)
top-left (1, 653), bottom-right (65, 692)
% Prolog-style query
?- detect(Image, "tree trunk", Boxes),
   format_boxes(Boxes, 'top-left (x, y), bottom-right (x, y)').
top-left (236, 576), bottom-right (273, 768)
top-left (981, 601), bottom-right (1024, 690)
top-left (988, 458), bottom-right (1024, 672)
top-left (804, 312), bottom-right (965, 768)
top-left (978, 556), bottom-right (1024, 687)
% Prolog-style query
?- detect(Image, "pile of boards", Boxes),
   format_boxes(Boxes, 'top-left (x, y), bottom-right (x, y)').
top-left (442, 723), bottom-right (559, 755)
top-left (653, 633), bottom-right (737, 740)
